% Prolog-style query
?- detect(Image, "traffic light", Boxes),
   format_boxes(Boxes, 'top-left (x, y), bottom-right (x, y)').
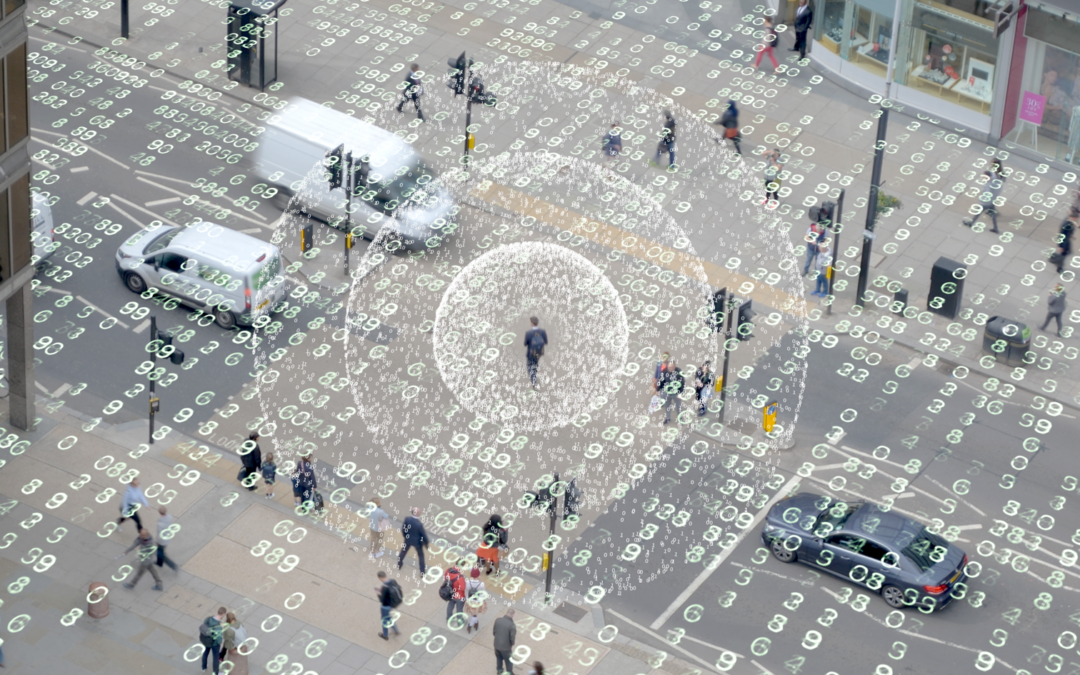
top-left (158, 330), bottom-right (184, 365)
top-left (446, 52), bottom-right (469, 96)
top-left (711, 287), bottom-right (727, 333)
top-left (326, 144), bottom-right (346, 191)
top-left (736, 298), bottom-right (755, 341)
top-left (564, 478), bottom-right (581, 521)
top-left (468, 70), bottom-right (497, 106)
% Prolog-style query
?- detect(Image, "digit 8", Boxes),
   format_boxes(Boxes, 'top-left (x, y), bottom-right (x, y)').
top-left (266, 654), bottom-right (289, 674)
top-left (60, 608), bottom-right (83, 626)
top-left (8, 576), bottom-right (30, 593)
top-left (21, 479), bottom-right (42, 494)
top-left (119, 468), bottom-right (139, 483)
top-left (572, 550), bottom-right (591, 566)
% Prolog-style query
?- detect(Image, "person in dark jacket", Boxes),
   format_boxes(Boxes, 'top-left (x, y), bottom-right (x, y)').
top-left (659, 361), bottom-right (685, 426)
top-left (477, 514), bottom-right (508, 576)
top-left (716, 101), bottom-right (741, 155)
top-left (199, 607), bottom-right (227, 675)
top-left (375, 571), bottom-right (402, 640)
top-left (493, 609), bottom-right (517, 675)
top-left (292, 456), bottom-right (316, 506)
top-left (241, 432), bottom-right (262, 491)
top-left (1040, 284), bottom-right (1067, 337)
top-left (1057, 208), bottom-right (1078, 274)
top-left (962, 161), bottom-right (1006, 233)
top-left (524, 316), bottom-right (548, 390)
top-left (602, 122), bottom-right (622, 175)
top-left (395, 63), bottom-right (425, 121)
top-left (792, 0), bottom-right (813, 60)
top-left (652, 109), bottom-right (677, 168)
top-left (397, 507), bottom-right (430, 574)
top-left (121, 528), bottom-right (163, 591)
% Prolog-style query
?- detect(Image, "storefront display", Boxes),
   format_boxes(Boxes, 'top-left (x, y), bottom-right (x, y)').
top-left (812, 0), bottom-right (896, 77)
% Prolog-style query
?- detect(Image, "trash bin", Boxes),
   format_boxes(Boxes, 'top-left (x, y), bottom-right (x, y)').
top-left (983, 316), bottom-right (1030, 366)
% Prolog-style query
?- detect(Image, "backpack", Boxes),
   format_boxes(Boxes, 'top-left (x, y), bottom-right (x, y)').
top-left (386, 580), bottom-right (404, 608)
top-left (312, 491), bottom-right (324, 511)
top-left (440, 569), bottom-right (461, 601)
top-left (527, 329), bottom-right (545, 358)
top-left (199, 617), bottom-right (219, 645)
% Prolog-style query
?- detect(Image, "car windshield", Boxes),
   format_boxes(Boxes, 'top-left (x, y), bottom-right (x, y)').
top-left (143, 228), bottom-right (180, 255)
top-left (813, 502), bottom-right (859, 536)
top-left (896, 526), bottom-right (950, 572)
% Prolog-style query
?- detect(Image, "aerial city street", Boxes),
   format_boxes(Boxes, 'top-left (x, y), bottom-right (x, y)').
top-left (0, 0), bottom-right (1075, 672)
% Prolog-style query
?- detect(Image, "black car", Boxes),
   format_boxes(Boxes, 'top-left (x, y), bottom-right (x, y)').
top-left (760, 492), bottom-right (968, 611)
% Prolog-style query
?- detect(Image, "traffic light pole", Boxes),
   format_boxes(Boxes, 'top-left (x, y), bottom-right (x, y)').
top-left (464, 95), bottom-right (472, 169)
top-left (718, 299), bottom-right (734, 425)
top-left (544, 470), bottom-right (558, 605)
top-left (855, 108), bottom-right (888, 309)
top-left (343, 151), bottom-right (352, 279)
top-left (148, 316), bottom-right (157, 444)
top-left (826, 188), bottom-right (845, 316)
top-left (121, 0), bottom-right (129, 38)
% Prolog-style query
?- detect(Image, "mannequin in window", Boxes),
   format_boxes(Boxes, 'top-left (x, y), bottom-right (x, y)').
top-left (1042, 69), bottom-right (1068, 141)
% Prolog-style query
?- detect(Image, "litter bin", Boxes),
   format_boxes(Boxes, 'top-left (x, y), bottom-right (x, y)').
top-left (983, 316), bottom-right (1030, 366)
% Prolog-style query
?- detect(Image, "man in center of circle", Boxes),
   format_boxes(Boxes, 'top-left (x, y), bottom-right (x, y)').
top-left (524, 316), bottom-right (548, 391)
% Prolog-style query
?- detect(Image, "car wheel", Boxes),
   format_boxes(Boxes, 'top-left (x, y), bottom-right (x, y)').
top-left (214, 309), bottom-right (237, 330)
top-left (881, 585), bottom-right (906, 609)
top-left (770, 538), bottom-right (797, 563)
top-left (125, 272), bottom-right (147, 294)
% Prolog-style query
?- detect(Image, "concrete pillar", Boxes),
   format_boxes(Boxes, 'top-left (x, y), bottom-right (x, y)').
top-left (7, 282), bottom-right (33, 430)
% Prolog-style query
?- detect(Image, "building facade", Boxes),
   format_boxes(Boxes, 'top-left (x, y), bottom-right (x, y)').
top-left (0, 0), bottom-right (34, 430)
top-left (794, 0), bottom-right (1080, 169)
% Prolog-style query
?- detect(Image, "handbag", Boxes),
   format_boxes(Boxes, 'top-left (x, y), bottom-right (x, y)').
top-left (1050, 250), bottom-right (1065, 266)
top-left (724, 127), bottom-right (739, 139)
top-left (649, 395), bottom-right (664, 413)
top-left (237, 467), bottom-right (247, 482)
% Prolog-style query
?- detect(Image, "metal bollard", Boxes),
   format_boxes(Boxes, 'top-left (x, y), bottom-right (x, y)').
top-left (88, 582), bottom-right (109, 618)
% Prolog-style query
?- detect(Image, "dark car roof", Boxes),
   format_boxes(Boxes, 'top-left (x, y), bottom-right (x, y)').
top-left (844, 505), bottom-right (915, 543)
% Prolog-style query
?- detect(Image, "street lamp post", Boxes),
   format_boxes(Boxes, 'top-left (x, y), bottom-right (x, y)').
top-left (855, 108), bottom-right (889, 309)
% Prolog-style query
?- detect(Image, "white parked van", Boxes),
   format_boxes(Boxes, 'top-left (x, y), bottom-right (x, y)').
top-left (115, 222), bottom-right (287, 329)
top-left (251, 97), bottom-right (457, 250)
top-left (31, 193), bottom-right (56, 265)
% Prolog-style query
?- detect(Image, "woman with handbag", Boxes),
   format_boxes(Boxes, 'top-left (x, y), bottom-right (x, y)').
top-left (715, 100), bottom-right (742, 155)
top-left (1055, 208), bottom-right (1078, 274)
top-left (754, 16), bottom-right (780, 72)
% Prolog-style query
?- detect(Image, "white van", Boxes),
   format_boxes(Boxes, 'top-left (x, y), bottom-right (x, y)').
top-left (251, 97), bottom-right (457, 250)
top-left (31, 193), bottom-right (56, 265)
top-left (115, 222), bottom-right (287, 329)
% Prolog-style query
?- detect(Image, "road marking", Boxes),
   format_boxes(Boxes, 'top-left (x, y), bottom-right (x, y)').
top-left (906, 355), bottom-right (922, 370)
top-left (132, 319), bottom-right (152, 334)
top-left (135, 170), bottom-right (196, 185)
top-left (896, 492), bottom-right (915, 499)
top-left (76, 191), bottom-right (98, 206)
top-left (829, 430), bottom-right (846, 443)
top-left (751, 661), bottom-right (777, 675)
top-left (956, 523), bottom-right (982, 531)
top-left (922, 476), bottom-right (986, 517)
top-left (105, 199), bottom-right (150, 230)
top-left (135, 176), bottom-right (271, 226)
top-left (75, 295), bottom-right (131, 329)
top-left (238, 227), bottom-right (263, 234)
top-left (730, 561), bottom-right (815, 586)
top-left (828, 444), bottom-right (960, 512)
top-left (650, 474), bottom-right (802, 630)
top-left (51, 383), bottom-right (71, 398)
top-left (145, 197), bottom-right (181, 207)
top-left (804, 475), bottom-right (928, 521)
top-left (29, 33), bottom-right (88, 52)
top-left (840, 444), bottom-right (906, 470)
top-left (70, 166), bottom-right (89, 173)
top-left (108, 194), bottom-right (182, 229)
top-left (30, 128), bottom-right (130, 169)
top-left (607, 608), bottom-right (743, 673)
top-left (34, 381), bottom-right (50, 395)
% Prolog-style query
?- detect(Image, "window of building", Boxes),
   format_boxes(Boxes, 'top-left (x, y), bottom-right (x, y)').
top-left (6, 44), bottom-right (27, 147)
top-left (895, 0), bottom-right (999, 114)
top-left (815, 0), bottom-right (895, 76)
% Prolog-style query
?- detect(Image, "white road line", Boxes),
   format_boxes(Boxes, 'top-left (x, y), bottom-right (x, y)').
top-left (956, 524), bottom-right (982, 531)
top-left (730, 561), bottom-right (815, 586)
top-left (108, 194), bottom-right (182, 229)
top-left (829, 430), bottom-right (846, 444)
top-left (818, 587), bottom-right (1023, 673)
top-left (70, 166), bottom-right (89, 173)
top-left (238, 227), bottom-right (263, 234)
top-left (29, 34), bottom-right (88, 52)
top-left (51, 383), bottom-right (71, 398)
top-left (907, 355), bottom-right (922, 370)
top-left (132, 319), bottom-right (152, 334)
top-left (650, 474), bottom-right (803, 630)
top-left (145, 197), bottom-right (181, 207)
top-left (76, 191), bottom-right (98, 206)
top-left (75, 295), bottom-right (130, 329)
top-left (840, 444), bottom-right (907, 470)
top-left (135, 176), bottom-right (271, 226)
top-left (34, 381), bottom-right (50, 395)
top-left (804, 475), bottom-right (927, 521)
top-left (134, 170), bottom-right (195, 185)
top-left (30, 128), bottom-right (130, 169)
top-left (751, 661), bottom-right (777, 675)
top-left (896, 492), bottom-right (915, 499)
top-left (105, 199), bottom-right (149, 230)
top-left (827, 444), bottom-right (957, 511)
top-left (607, 608), bottom-right (743, 673)
top-left (922, 477), bottom-right (987, 517)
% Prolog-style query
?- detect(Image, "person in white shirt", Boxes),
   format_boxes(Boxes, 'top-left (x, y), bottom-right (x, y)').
top-left (464, 567), bottom-right (487, 634)
top-left (117, 478), bottom-right (150, 532)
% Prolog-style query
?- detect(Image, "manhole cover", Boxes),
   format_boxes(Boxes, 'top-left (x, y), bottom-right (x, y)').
top-left (553, 602), bottom-right (588, 623)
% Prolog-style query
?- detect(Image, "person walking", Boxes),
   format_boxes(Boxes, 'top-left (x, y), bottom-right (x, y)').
top-left (652, 110), bottom-right (677, 169)
top-left (292, 456), bottom-right (316, 506)
top-left (117, 478), bottom-right (149, 532)
top-left (653, 352), bottom-right (671, 393)
top-left (763, 148), bottom-right (783, 204)
top-left (395, 63), bottom-right (425, 122)
top-left (524, 317), bottom-right (548, 390)
top-left (716, 100), bottom-right (741, 155)
top-left (1040, 284), bottom-right (1067, 337)
top-left (375, 571), bottom-right (403, 640)
top-left (261, 452), bottom-right (277, 500)
top-left (443, 562), bottom-right (467, 622)
top-left (803, 221), bottom-right (823, 276)
top-left (240, 432), bottom-right (262, 491)
top-left (601, 122), bottom-right (622, 175)
top-left (812, 242), bottom-right (832, 298)
top-left (962, 161), bottom-right (1006, 233)
top-left (199, 607), bottom-right (227, 675)
top-left (792, 0), bottom-right (813, 60)
top-left (754, 16), bottom-right (780, 72)
top-left (368, 497), bottom-right (391, 559)
top-left (120, 528), bottom-right (163, 591)
top-left (658, 360), bottom-right (684, 426)
top-left (477, 514), bottom-right (508, 576)
top-left (694, 361), bottom-right (714, 416)
top-left (527, 663), bottom-right (545, 675)
top-left (155, 506), bottom-right (179, 572)
top-left (397, 507), bottom-right (430, 574)
top-left (465, 567), bottom-right (487, 634)
top-left (1056, 208), bottom-right (1078, 274)
top-left (493, 609), bottom-right (517, 675)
